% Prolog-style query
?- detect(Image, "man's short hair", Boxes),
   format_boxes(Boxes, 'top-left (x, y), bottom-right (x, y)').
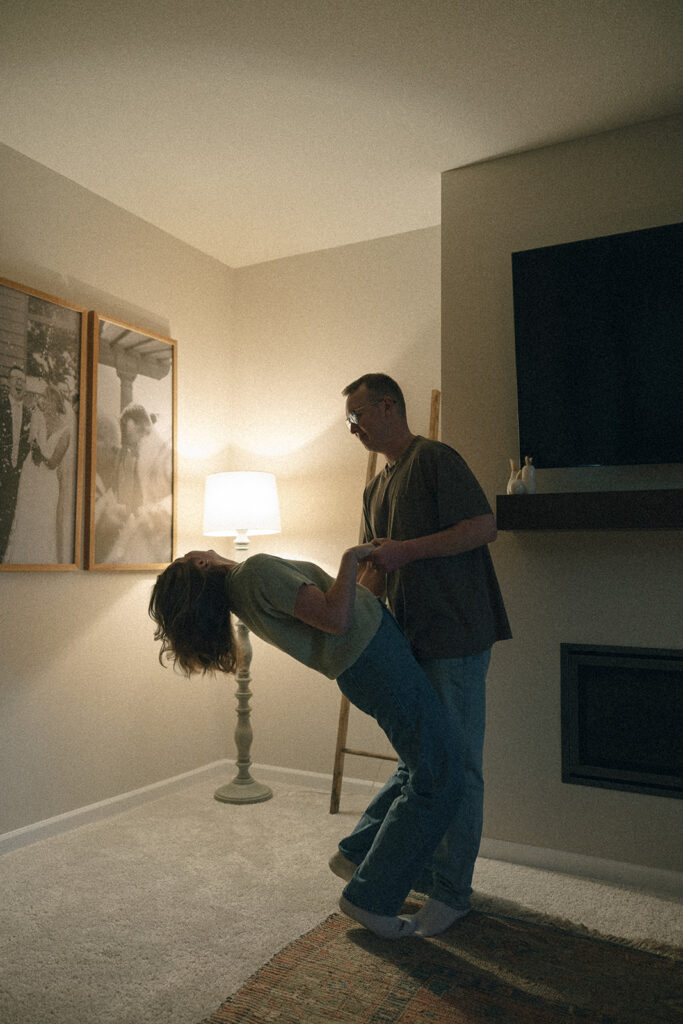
top-left (342, 373), bottom-right (406, 418)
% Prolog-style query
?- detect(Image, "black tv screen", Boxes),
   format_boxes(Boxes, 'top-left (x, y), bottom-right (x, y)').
top-left (511, 221), bottom-right (683, 469)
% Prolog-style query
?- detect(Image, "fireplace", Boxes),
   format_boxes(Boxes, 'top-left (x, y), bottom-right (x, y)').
top-left (561, 644), bottom-right (682, 800)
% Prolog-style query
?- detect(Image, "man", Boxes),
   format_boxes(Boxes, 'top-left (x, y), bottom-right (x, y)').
top-left (0, 366), bottom-right (32, 560)
top-left (93, 413), bottom-right (127, 564)
top-left (335, 372), bottom-right (511, 937)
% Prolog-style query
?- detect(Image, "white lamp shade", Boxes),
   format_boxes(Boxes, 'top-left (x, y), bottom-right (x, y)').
top-left (203, 472), bottom-right (281, 537)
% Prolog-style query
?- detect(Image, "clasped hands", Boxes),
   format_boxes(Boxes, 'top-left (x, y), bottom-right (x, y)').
top-left (351, 537), bottom-right (410, 574)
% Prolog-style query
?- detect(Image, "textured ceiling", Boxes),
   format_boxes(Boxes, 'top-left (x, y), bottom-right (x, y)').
top-left (1, 1), bottom-right (681, 267)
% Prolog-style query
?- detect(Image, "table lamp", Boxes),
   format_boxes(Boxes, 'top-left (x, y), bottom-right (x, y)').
top-left (203, 471), bottom-right (281, 804)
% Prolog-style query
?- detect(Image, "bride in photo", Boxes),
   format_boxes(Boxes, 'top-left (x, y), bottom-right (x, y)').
top-left (4, 384), bottom-right (71, 565)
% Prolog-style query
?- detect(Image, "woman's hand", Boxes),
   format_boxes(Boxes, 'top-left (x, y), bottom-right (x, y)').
top-left (346, 541), bottom-right (377, 562)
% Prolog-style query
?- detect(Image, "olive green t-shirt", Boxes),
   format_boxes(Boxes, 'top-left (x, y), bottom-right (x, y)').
top-left (362, 436), bottom-right (511, 658)
top-left (226, 553), bottom-right (383, 679)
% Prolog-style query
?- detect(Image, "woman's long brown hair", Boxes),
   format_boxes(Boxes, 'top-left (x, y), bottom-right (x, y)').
top-left (149, 561), bottom-right (237, 676)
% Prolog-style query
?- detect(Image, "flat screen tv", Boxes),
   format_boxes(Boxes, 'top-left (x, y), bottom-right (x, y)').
top-left (511, 221), bottom-right (683, 469)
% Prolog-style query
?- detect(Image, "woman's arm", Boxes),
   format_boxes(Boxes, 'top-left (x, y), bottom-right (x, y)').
top-left (44, 429), bottom-right (70, 470)
top-left (293, 543), bottom-right (375, 635)
top-left (356, 560), bottom-right (387, 598)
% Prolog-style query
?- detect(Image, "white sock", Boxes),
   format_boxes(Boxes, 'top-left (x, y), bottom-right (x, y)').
top-left (412, 898), bottom-right (470, 937)
top-left (328, 850), bottom-right (357, 882)
top-left (339, 896), bottom-right (416, 939)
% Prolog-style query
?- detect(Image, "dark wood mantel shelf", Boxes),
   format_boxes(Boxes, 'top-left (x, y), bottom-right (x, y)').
top-left (496, 489), bottom-right (683, 531)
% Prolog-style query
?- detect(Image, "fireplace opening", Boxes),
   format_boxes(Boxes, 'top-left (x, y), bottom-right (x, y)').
top-left (561, 644), bottom-right (682, 800)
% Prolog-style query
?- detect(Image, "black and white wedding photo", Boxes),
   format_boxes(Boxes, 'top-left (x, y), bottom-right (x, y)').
top-left (86, 314), bottom-right (176, 570)
top-left (0, 279), bottom-right (85, 570)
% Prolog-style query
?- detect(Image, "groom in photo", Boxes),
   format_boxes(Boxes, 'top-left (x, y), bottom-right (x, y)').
top-left (0, 365), bottom-right (32, 560)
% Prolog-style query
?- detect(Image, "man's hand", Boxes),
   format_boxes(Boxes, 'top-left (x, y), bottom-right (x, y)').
top-left (370, 539), bottom-right (410, 573)
top-left (369, 516), bottom-right (497, 572)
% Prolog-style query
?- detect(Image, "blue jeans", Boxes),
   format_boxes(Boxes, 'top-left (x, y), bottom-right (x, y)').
top-left (415, 650), bottom-right (490, 910)
top-left (340, 647), bottom-right (490, 914)
top-left (336, 606), bottom-right (462, 917)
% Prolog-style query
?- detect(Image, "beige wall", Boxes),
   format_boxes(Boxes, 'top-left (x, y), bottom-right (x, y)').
top-left (441, 116), bottom-right (683, 872)
top-left (0, 144), bottom-right (237, 833)
top-left (0, 141), bottom-right (440, 833)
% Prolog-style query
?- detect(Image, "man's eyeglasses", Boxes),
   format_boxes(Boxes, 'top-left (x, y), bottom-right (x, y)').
top-left (345, 400), bottom-right (382, 429)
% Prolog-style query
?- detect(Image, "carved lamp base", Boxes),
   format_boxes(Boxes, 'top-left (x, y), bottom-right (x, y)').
top-left (214, 619), bottom-right (273, 805)
top-left (214, 778), bottom-right (273, 804)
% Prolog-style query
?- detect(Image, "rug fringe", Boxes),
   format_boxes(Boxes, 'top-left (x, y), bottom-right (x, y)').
top-left (199, 913), bottom-right (341, 1024)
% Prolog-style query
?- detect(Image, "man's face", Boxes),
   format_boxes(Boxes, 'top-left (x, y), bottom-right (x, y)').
top-left (8, 370), bottom-right (25, 401)
top-left (344, 385), bottom-right (387, 452)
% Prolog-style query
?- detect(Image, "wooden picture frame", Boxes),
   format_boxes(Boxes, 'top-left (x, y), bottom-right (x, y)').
top-left (85, 313), bottom-right (176, 571)
top-left (0, 277), bottom-right (87, 571)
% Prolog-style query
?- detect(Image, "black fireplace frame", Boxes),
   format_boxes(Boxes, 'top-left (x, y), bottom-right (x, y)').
top-left (560, 643), bottom-right (682, 800)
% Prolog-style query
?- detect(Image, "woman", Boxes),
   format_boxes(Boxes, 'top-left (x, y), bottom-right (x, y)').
top-left (4, 385), bottom-right (71, 564)
top-left (149, 544), bottom-right (462, 939)
top-left (110, 403), bottom-right (172, 564)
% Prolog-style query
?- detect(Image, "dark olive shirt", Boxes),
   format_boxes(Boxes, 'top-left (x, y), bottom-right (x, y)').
top-left (362, 436), bottom-right (511, 658)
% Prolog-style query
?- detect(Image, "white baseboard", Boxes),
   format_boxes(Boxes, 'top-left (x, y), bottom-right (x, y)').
top-left (251, 761), bottom-right (385, 795)
top-left (2, 761), bottom-right (680, 898)
top-left (0, 761), bottom-right (380, 856)
top-left (478, 837), bottom-right (682, 899)
top-left (0, 760), bottom-right (232, 855)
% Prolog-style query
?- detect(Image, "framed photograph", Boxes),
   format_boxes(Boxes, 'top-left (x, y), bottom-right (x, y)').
top-left (86, 313), bottom-right (176, 571)
top-left (0, 277), bottom-right (87, 572)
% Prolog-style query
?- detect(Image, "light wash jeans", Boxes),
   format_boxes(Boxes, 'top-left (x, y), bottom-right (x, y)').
top-left (340, 647), bottom-right (490, 914)
top-left (336, 606), bottom-right (462, 917)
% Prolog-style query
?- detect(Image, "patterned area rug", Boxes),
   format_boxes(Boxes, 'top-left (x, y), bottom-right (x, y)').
top-left (202, 902), bottom-right (682, 1023)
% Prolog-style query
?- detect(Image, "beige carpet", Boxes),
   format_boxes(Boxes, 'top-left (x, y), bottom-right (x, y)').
top-left (0, 765), bottom-right (680, 1024)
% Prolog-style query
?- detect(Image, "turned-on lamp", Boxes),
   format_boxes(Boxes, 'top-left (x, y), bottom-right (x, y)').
top-left (204, 471), bottom-right (281, 552)
top-left (203, 471), bottom-right (281, 804)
